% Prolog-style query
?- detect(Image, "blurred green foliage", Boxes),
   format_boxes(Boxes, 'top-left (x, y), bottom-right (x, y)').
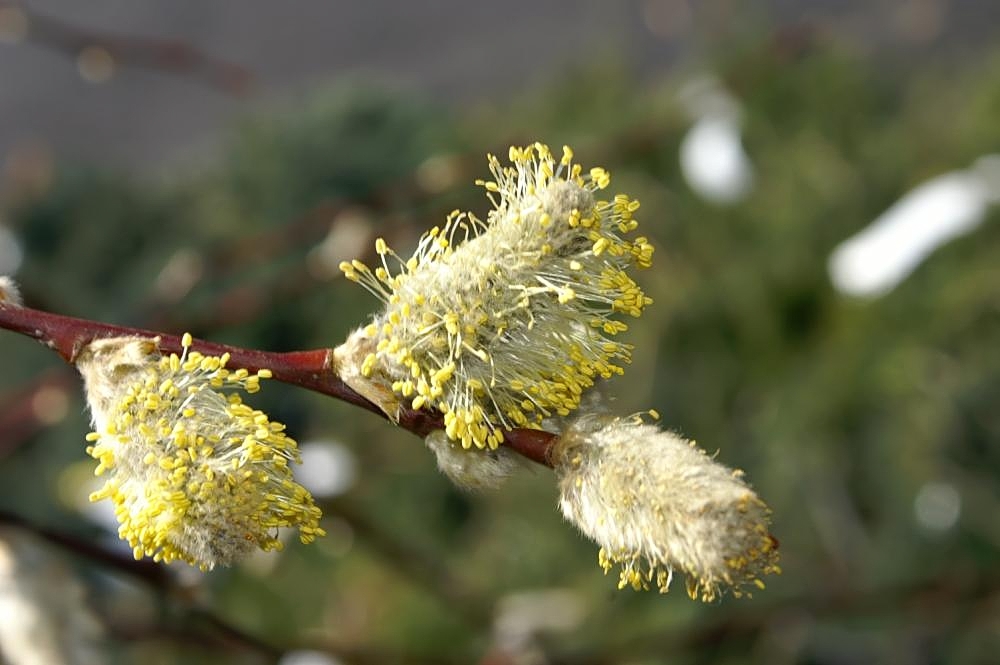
top-left (1, 38), bottom-right (999, 664)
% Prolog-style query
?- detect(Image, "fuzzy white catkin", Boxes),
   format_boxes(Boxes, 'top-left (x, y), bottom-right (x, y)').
top-left (0, 529), bottom-right (104, 665)
top-left (337, 143), bottom-right (652, 494)
top-left (0, 276), bottom-right (22, 307)
top-left (551, 415), bottom-right (780, 601)
top-left (76, 336), bottom-right (323, 569)
top-left (338, 143), bottom-right (653, 454)
top-left (75, 337), bottom-right (157, 430)
top-left (424, 430), bottom-right (521, 490)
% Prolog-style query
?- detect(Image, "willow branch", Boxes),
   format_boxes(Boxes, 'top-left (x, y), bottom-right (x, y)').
top-left (0, 508), bottom-right (167, 586)
top-left (324, 499), bottom-right (493, 626)
top-left (0, 1), bottom-right (253, 95)
top-left (0, 302), bottom-right (557, 466)
top-left (0, 509), bottom-right (291, 658)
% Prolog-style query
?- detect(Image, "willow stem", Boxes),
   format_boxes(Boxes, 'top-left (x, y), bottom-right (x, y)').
top-left (0, 302), bottom-right (556, 467)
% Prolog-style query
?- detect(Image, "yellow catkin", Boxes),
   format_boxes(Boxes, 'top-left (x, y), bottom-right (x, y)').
top-left (77, 336), bottom-right (324, 570)
top-left (551, 414), bottom-right (780, 601)
top-left (339, 143), bottom-right (653, 451)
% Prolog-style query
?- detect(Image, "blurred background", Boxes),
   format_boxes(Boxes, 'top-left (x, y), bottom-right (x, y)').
top-left (1, 1), bottom-right (999, 663)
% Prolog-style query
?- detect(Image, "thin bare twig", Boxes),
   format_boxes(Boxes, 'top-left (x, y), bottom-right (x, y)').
top-left (0, 510), bottom-right (278, 657)
top-left (0, 506), bottom-right (473, 664)
top-left (325, 498), bottom-right (494, 626)
top-left (0, 1), bottom-right (253, 95)
top-left (0, 508), bottom-right (168, 586)
top-left (0, 302), bottom-right (558, 466)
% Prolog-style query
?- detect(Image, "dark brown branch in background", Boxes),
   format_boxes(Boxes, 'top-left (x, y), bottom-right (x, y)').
top-left (0, 485), bottom-right (480, 663)
top-left (7, 501), bottom-right (994, 665)
top-left (0, 508), bottom-right (168, 586)
top-left (181, 608), bottom-right (284, 661)
top-left (0, 510), bottom-right (469, 664)
top-left (7, 509), bottom-right (1000, 665)
top-left (130, 599), bottom-right (466, 665)
top-left (325, 499), bottom-right (494, 626)
top-left (0, 1), bottom-right (253, 95)
top-left (0, 370), bottom-right (75, 460)
top-left (0, 302), bottom-right (558, 466)
top-left (0, 510), bottom-right (276, 655)
top-left (0, 509), bottom-right (290, 660)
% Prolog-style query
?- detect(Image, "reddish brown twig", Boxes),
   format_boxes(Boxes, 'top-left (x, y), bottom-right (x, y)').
top-left (0, 302), bottom-right (557, 466)
top-left (1, 2), bottom-right (253, 95)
